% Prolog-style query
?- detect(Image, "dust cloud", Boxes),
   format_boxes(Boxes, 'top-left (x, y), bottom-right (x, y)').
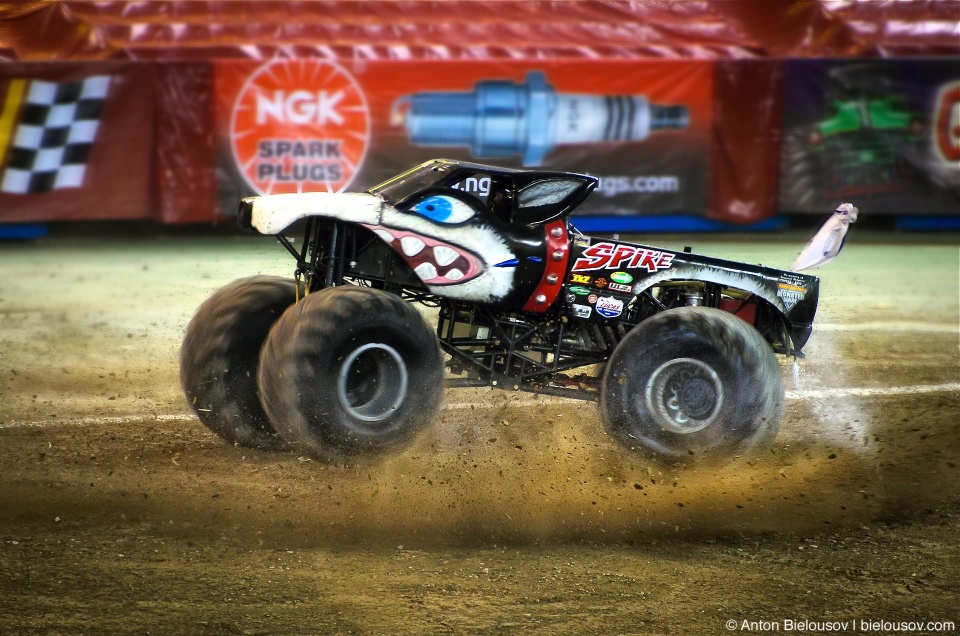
top-left (116, 385), bottom-right (953, 551)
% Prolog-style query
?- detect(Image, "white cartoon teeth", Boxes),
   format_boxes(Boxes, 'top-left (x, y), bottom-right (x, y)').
top-left (433, 245), bottom-right (459, 267)
top-left (414, 262), bottom-right (438, 280)
top-left (400, 236), bottom-right (426, 256)
top-left (360, 221), bottom-right (510, 294)
top-left (373, 229), bottom-right (394, 244)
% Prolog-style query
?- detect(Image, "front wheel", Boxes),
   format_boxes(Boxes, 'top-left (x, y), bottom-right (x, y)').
top-left (600, 307), bottom-right (784, 461)
top-left (180, 275), bottom-right (301, 451)
top-left (258, 286), bottom-right (445, 460)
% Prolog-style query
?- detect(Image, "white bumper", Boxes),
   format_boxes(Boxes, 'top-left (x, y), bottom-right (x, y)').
top-left (247, 192), bottom-right (386, 235)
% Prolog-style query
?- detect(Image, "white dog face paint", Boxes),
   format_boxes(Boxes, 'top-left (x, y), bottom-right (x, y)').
top-left (364, 194), bottom-right (518, 302)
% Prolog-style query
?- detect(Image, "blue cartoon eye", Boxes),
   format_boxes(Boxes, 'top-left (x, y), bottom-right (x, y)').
top-left (412, 195), bottom-right (475, 224)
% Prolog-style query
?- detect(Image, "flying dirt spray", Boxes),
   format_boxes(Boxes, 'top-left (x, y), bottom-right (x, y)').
top-left (391, 71), bottom-right (689, 166)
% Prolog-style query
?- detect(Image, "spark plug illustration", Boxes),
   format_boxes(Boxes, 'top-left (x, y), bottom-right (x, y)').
top-left (391, 71), bottom-right (688, 166)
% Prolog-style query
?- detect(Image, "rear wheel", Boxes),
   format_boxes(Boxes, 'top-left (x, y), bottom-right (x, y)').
top-left (258, 286), bottom-right (444, 460)
top-left (180, 276), bottom-right (300, 450)
top-left (600, 307), bottom-right (783, 461)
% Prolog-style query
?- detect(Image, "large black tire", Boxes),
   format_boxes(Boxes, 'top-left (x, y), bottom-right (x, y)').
top-left (600, 307), bottom-right (783, 461)
top-left (258, 286), bottom-right (445, 460)
top-left (180, 276), bottom-right (300, 451)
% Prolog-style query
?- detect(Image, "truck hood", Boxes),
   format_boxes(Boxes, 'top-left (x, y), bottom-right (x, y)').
top-left (239, 192), bottom-right (386, 235)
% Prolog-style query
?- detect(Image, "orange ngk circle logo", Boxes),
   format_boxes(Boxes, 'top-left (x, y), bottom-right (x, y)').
top-left (231, 60), bottom-right (370, 194)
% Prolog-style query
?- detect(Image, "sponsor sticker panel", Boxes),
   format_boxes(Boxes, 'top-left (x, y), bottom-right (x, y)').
top-left (777, 272), bottom-right (810, 311)
top-left (595, 295), bottom-right (624, 318)
top-left (571, 303), bottom-right (592, 318)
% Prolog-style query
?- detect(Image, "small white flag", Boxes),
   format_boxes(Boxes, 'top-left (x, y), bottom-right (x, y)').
top-left (792, 203), bottom-right (858, 271)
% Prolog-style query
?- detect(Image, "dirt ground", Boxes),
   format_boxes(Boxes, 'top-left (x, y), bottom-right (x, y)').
top-left (1, 231), bottom-right (958, 635)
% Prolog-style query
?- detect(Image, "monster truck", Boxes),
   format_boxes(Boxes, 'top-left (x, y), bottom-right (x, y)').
top-left (181, 159), bottom-right (820, 462)
top-left (781, 64), bottom-right (926, 210)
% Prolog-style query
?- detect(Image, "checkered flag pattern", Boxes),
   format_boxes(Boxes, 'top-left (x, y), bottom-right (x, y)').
top-left (1, 76), bottom-right (110, 194)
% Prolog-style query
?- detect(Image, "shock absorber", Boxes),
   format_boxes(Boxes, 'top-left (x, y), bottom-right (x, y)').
top-left (391, 71), bottom-right (688, 167)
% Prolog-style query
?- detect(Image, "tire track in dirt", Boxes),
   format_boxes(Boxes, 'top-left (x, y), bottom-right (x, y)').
top-left (4, 382), bottom-right (958, 430)
top-left (2, 388), bottom-right (957, 549)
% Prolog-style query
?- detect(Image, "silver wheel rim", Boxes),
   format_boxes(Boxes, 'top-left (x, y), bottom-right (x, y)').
top-left (336, 343), bottom-right (409, 423)
top-left (644, 357), bottom-right (723, 434)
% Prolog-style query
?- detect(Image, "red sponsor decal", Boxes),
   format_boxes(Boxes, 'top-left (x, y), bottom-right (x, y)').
top-left (573, 242), bottom-right (675, 273)
top-left (934, 82), bottom-right (960, 164)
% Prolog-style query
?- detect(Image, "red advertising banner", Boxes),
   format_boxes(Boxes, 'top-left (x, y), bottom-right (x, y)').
top-left (214, 59), bottom-right (713, 218)
top-left (710, 60), bottom-right (784, 224)
top-left (155, 63), bottom-right (218, 224)
top-left (0, 63), bottom-right (155, 222)
top-left (3, 1), bottom-right (959, 228)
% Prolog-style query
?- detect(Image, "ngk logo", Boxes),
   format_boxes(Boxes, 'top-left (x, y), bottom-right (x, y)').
top-left (934, 81), bottom-right (960, 164)
top-left (230, 60), bottom-right (369, 195)
top-left (256, 90), bottom-right (346, 126)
